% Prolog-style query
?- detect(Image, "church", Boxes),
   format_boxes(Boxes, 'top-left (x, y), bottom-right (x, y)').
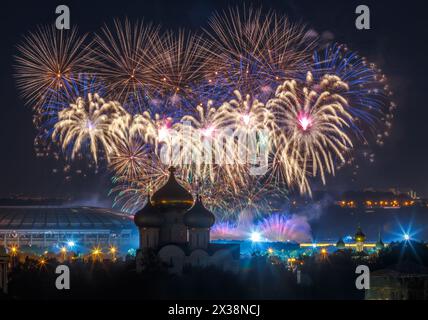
top-left (134, 167), bottom-right (240, 274)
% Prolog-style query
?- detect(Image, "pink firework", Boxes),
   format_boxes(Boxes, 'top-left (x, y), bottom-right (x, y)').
top-left (297, 112), bottom-right (312, 131)
top-left (211, 222), bottom-right (244, 240)
top-left (258, 214), bottom-right (312, 242)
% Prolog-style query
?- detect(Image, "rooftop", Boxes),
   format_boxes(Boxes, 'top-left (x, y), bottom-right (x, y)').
top-left (0, 206), bottom-right (135, 231)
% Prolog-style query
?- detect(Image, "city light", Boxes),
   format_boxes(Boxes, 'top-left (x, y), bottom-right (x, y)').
top-left (67, 241), bottom-right (75, 248)
top-left (403, 233), bottom-right (410, 241)
top-left (10, 245), bottom-right (18, 256)
top-left (250, 232), bottom-right (262, 242)
top-left (60, 246), bottom-right (67, 253)
top-left (92, 246), bottom-right (102, 257)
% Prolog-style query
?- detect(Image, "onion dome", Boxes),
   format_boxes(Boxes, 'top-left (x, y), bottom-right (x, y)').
top-left (184, 195), bottom-right (215, 228)
top-left (134, 196), bottom-right (164, 228)
top-left (355, 225), bottom-right (366, 242)
top-left (336, 238), bottom-right (346, 250)
top-left (151, 167), bottom-right (194, 209)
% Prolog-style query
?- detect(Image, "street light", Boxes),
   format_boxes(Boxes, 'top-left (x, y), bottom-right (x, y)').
top-left (109, 246), bottom-right (117, 261)
top-left (10, 246), bottom-right (18, 256)
top-left (92, 247), bottom-right (102, 262)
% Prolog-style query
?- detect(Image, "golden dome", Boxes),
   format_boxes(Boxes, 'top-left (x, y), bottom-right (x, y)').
top-left (151, 167), bottom-right (194, 209)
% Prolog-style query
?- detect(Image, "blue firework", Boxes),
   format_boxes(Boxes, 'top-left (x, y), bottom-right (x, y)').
top-left (311, 44), bottom-right (394, 138)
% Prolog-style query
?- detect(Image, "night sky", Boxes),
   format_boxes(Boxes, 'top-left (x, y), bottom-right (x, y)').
top-left (1, 0), bottom-right (427, 202)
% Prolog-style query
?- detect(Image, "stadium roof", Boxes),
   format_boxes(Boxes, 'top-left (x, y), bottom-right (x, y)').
top-left (0, 206), bottom-right (136, 231)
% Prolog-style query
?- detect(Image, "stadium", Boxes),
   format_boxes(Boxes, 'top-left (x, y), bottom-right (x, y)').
top-left (0, 206), bottom-right (138, 254)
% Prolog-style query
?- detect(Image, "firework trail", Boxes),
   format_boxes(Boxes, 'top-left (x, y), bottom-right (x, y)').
top-left (268, 72), bottom-right (353, 188)
top-left (311, 43), bottom-right (396, 144)
top-left (91, 19), bottom-right (160, 107)
top-left (52, 93), bottom-right (127, 164)
top-left (211, 213), bottom-right (312, 242)
top-left (151, 30), bottom-right (210, 93)
top-left (14, 25), bottom-right (89, 108)
top-left (258, 214), bottom-right (312, 242)
top-left (206, 7), bottom-right (315, 97)
top-left (110, 151), bottom-right (171, 213)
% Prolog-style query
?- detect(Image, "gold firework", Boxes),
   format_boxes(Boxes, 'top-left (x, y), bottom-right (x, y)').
top-left (52, 93), bottom-right (127, 164)
top-left (206, 7), bottom-right (315, 93)
top-left (14, 25), bottom-right (89, 108)
top-left (91, 19), bottom-right (160, 105)
top-left (268, 72), bottom-right (353, 187)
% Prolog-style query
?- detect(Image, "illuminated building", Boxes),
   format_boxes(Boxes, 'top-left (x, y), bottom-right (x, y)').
top-left (355, 225), bottom-right (366, 253)
top-left (0, 206), bottom-right (137, 252)
top-left (337, 190), bottom-right (418, 209)
top-left (300, 226), bottom-right (385, 252)
top-left (134, 167), bottom-right (240, 274)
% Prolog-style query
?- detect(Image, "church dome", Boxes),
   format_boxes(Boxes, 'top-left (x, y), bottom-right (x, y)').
top-left (151, 167), bottom-right (194, 209)
top-left (134, 196), bottom-right (164, 228)
top-left (184, 195), bottom-right (215, 228)
top-left (336, 238), bottom-right (346, 250)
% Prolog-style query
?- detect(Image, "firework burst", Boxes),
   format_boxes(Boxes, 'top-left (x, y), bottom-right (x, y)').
top-left (15, 8), bottom-right (396, 220)
top-left (311, 43), bottom-right (396, 143)
top-left (268, 72), bottom-right (353, 187)
top-left (91, 19), bottom-right (160, 107)
top-left (206, 7), bottom-right (315, 96)
top-left (52, 93), bottom-right (127, 164)
top-left (14, 25), bottom-right (89, 108)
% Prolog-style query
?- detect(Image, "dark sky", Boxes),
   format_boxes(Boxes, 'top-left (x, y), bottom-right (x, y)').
top-left (1, 0), bottom-right (427, 202)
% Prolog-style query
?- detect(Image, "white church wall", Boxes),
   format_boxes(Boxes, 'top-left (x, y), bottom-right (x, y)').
top-left (158, 244), bottom-right (185, 274)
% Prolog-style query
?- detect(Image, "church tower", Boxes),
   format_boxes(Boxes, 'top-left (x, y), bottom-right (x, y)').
top-left (354, 225), bottom-right (366, 253)
top-left (150, 167), bottom-right (194, 245)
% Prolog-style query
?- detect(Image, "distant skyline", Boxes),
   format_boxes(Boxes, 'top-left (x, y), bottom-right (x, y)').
top-left (1, 0), bottom-right (428, 201)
